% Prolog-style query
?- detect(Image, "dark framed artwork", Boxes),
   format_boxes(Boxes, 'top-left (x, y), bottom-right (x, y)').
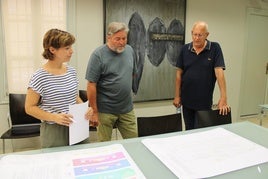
top-left (104, 0), bottom-right (186, 102)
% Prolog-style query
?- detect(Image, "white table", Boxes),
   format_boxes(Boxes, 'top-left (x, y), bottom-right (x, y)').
top-left (1, 122), bottom-right (268, 178)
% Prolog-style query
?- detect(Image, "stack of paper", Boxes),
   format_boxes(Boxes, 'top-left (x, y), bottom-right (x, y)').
top-left (0, 144), bottom-right (146, 179)
top-left (142, 128), bottom-right (268, 178)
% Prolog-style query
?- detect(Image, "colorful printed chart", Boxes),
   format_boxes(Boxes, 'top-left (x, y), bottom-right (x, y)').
top-left (71, 145), bottom-right (144, 179)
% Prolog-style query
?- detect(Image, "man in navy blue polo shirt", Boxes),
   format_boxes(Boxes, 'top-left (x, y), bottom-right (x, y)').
top-left (173, 21), bottom-right (230, 130)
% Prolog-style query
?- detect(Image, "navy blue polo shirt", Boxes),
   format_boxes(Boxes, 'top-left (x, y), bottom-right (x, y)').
top-left (176, 40), bottom-right (225, 110)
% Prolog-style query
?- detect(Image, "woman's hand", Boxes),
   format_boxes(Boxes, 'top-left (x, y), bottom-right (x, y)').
top-left (54, 113), bottom-right (74, 126)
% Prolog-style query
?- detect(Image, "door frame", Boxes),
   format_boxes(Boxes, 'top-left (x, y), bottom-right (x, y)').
top-left (239, 8), bottom-right (268, 117)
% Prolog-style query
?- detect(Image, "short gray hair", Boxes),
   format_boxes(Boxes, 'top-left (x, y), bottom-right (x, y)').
top-left (192, 21), bottom-right (209, 33)
top-left (107, 22), bottom-right (129, 35)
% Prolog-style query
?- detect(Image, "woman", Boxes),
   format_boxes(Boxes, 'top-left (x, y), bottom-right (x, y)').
top-left (25, 29), bottom-right (92, 148)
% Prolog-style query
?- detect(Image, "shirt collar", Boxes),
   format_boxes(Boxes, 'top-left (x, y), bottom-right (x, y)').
top-left (188, 40), bottom-right (211, 52)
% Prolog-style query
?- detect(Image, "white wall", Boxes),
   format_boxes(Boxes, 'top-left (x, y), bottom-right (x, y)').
top-left (185, 0), bottom-right (268, 121)
top-left (1, 0), bottom-right (268, 152)
top-left (185, 0), bottom-right (247, 124)
top-left (72, 0), bottom-right (257, 121)
top-left (74, 0), bottom-right (104, 90)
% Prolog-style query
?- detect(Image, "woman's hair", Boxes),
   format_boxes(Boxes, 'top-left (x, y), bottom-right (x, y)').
top-left (107, 22), bottom-right (129, 36)
top-left (42, 29), bottom-right (75, 60)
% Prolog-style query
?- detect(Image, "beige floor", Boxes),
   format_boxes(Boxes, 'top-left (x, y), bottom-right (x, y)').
top-left (1, 115), bottom-right (268, 154)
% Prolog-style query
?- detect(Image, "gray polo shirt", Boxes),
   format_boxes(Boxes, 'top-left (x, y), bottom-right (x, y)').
top-left (85, 44), bottom-right (136, 114)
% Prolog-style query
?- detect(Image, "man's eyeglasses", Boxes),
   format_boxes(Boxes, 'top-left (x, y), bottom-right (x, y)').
top-left (192, 33), bottom-right (207, 38)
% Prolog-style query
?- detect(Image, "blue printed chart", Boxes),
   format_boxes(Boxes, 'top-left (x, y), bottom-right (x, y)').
top-left (0, 144), bottom-right (146, 179)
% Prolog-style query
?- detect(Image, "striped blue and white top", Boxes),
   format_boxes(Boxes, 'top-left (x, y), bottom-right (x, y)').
top-left (28, 65), bottom-right (78, 115)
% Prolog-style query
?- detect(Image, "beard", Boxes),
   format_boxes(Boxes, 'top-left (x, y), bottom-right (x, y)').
top-left (110, 46), bottom-right (125, 53)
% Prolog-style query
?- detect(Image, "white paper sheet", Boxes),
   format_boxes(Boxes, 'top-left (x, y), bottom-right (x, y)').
top-left (0, 144), bottom-right (146, 179)
top-left (69, 101), bottom-right (89, 145)
top-left (142, 127), bottom-right (268, 179)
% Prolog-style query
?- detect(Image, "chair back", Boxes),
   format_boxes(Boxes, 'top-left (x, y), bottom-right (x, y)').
top-left (137, 113), bottom-right (182, 137)
top-left (196, 109), bottom-right (232, 128)
top-left (9, 93), bottom-right (40, 125)
top-left (79, 90), bottom-right (88, 102)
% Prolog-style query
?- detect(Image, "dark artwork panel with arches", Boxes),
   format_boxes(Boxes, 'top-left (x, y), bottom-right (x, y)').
top-left (104, 0), bottom-right (186, 102)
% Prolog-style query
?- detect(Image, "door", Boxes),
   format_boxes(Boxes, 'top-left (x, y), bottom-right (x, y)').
top-left (240, 8), bottom-right (268, 117)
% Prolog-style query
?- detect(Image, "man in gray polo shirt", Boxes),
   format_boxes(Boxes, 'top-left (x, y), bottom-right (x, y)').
top-left (85, 22), bottom-right (138, 141)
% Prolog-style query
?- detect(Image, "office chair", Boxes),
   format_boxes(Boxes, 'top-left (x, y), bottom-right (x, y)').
top-left (78, 90), bottom-right (118, 139)
top-left (196, 108), bottom-right (232, 128)
top-left (0, 93), bottom-right (41, 153)
top-left (79, 90), bottom-right (88, 103)
top-left (137, 113), bottom-right (182, 137)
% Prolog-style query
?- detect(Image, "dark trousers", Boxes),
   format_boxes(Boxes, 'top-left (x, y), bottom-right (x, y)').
top-left (182, 105), bottom-right (211, 130)
top-left (182, 106), bottom-right (197, 130)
